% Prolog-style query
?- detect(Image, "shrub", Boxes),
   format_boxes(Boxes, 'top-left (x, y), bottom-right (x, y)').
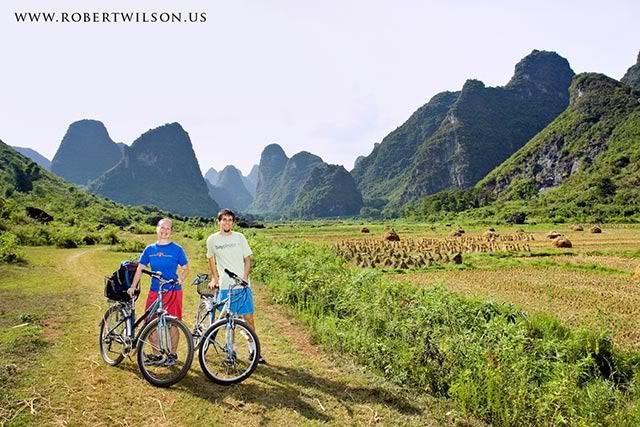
top-left (54, 234), bottom-right (79, 249)
top-left (13, 224), bottom-right (52, 246)
top-left (0, 232), bottom-right (24, 263)
top-left (507, 211), bottom-right (527, 224)
top-left (100, 226), bottom-right (121, 245)
top-left (82, 233), bottom-right (100, 245)
top-left (112, 239), bottom-right (146, 253)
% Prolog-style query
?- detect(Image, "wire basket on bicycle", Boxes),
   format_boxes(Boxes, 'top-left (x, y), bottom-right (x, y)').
top-left (192, 272), bottom-right (217, 297)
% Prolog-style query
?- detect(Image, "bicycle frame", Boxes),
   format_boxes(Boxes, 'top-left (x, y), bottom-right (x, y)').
top-left (104, 278), bottom-right (175, 354)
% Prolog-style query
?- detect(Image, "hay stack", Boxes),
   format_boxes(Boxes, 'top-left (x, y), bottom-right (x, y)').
top-left (483, 230), bottom-right (497, 240)
top-left (383, 229), bottom-right (400, 241)
top-left (547, 231), bottom-right (562, 239)
top-left (361, 227), bottom-right (370, 233)
top-left (570, 224), bottom-right (584, 231)
top-left (553, 237), bottom-right (572, 248)
top-left (590, 225), bottom-right (602, 233)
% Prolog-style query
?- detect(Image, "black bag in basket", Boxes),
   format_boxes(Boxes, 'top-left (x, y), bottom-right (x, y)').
top-left (104, 261), bottom-right (139, 301)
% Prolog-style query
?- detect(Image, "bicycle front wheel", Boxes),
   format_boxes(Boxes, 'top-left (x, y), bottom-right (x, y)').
top-left (99, 305), bottom-right (127, 366)
top-left (136, 316), bottom-right (194, 387)
top-left (198, 318), bottom-right (260, 386)
top-left (193, 300), bottom-right (215, 350)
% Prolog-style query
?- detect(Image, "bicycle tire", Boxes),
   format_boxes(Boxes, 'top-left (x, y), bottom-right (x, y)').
top-left (198, 318), bottom-right (260, 386)
top-left (193, 300), bottom-right (214, 350)
top-left (99, 305), bottom-right (127, 366)
top-left (136, 316), bottom-right (194, 387)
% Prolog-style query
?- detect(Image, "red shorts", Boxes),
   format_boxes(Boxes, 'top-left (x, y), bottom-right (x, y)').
top-left (145, 290), bottom-right (183, 319)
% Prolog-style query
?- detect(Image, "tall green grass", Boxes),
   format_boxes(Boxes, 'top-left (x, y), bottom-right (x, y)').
top-left (251, 237), bottom-right (640, 426)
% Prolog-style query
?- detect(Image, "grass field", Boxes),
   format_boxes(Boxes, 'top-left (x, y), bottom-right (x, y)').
top-left (2, 221), bottom-right (640, 426)
top-left (264, 222), bottom-right (640, 350)
top-left (0, 236), bottom-right (474, 427)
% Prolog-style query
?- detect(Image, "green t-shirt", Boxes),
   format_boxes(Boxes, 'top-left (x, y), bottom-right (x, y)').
top-left (206, 231), bottom-right (253, 289)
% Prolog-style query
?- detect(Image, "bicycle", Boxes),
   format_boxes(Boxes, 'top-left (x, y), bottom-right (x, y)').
top-left (99, 269), bottom-right (194, 387)
top-left (194, 268), bottom-right (261, 385)
top-left (191, 272), bottom-right (218, 350)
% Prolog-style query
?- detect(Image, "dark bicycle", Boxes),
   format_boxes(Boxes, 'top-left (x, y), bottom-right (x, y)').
top-left (192, 269), bottom-right (261, 385)
top-left (99, 269), bottom-right (194, 387)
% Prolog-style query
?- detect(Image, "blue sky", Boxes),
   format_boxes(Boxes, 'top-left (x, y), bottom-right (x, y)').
top-left (1, 0), bottom-right (638, 175)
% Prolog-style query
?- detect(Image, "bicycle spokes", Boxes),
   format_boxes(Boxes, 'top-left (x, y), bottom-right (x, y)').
top-left (198, 319), bottom-right (260, 385)
top-left (136, 317), bottom-right (194, 387)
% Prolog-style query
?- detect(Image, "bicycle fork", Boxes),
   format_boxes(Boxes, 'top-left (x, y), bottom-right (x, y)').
top-left (224, 319), bottom-right (236, 366)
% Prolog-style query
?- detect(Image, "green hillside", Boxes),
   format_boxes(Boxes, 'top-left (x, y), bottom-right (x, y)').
top-left (351, 91), bottom-right (459, 201)
top-left (0, 140), bottom-right (180, 255)
top-left (405, 73), bottom-right (640, 223)
top-left (397, 50), bottom-right (574, 206)
top-left (352, 50), bottom-right (573, 216)
top-left (291, 164), bottom-right (363, 218)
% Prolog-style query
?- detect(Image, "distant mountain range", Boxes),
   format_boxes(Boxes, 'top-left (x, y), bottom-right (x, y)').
top-left (353, 50), bottom-right (575, 214)
top-left (249, 144), bottom-right (362, 217)
top-left (11, 146), bottom-right (51, 170)
top-left (89, 123), bottom-right (218, 217)
top-left (406, 65), bottom-right (640, 222)
top-left (204, 168), bottom-right (219, 186)
top-left (204, 164), bottom-right (258, 211)
top-left (206, 165), bottom-right (253, 212)
top-left (243, 165), bottom-right (259, 197)
top-left (14, 48), bottom-right (640, 221)
top-left (51, 119), bottom-right (123, 185)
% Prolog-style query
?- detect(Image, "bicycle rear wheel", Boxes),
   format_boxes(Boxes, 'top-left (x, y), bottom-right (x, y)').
top-left (99, 305), bottom-right (127, 366)
top-left (136, 316), bottom-right (194, 387)
top-left (198, 318), bottom-right (260, 386)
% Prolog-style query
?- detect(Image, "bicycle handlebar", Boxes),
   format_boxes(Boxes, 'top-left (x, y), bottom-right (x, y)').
top-left (223, 268), bottom-right (249, 287)
top-left (141, 269), bottom-right (180, 286)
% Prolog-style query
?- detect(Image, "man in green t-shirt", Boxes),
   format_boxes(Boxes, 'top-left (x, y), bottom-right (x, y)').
top-left (206, 208), bottom-right (265, 364)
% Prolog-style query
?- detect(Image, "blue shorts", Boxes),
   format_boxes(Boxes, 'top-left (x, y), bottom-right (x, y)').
top-left (217, 287), bottom-right (254, 316)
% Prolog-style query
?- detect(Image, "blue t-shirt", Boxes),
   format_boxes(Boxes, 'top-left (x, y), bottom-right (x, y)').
top-left (139, 242), bottom-right (188, 292)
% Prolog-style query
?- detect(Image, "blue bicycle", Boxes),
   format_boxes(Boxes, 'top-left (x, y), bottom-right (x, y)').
top-left (99, 269), bottom-right (194, 387)
top-left (192, 269), bottom-right (260, 385)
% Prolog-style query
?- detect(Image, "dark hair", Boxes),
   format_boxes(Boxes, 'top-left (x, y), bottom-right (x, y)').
top-left (217, 208), bottom-right (236, 221)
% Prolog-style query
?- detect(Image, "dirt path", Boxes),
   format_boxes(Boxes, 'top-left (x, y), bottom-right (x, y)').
top-left (2, 246), bottom-right (472, 427)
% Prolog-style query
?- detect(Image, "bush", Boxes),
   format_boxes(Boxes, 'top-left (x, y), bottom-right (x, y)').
top-left (0, 232), bottom-right (25, 263)
top-left (82, 233), bottom-right (100, 245)
top-left (112, 239), bottom-right (146, 253)
top-left (54, 233), bottom-right (79, 249)
top-left (507, 211), bottom-right (527, 224)
top-left (100, 226), bottom-right (121, 245)
top-left (126, 223), bottom-right (155, 234)
top-left (13, 224), bottom-right (52, 246)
